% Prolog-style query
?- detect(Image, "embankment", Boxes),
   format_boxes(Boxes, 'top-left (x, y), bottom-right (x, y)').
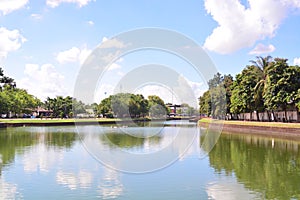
top-left (199, 120), bottom-right (300, 140)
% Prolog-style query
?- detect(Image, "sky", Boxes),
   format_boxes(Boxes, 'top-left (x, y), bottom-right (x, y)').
top-left (0, 0), bottom-right (300, 104)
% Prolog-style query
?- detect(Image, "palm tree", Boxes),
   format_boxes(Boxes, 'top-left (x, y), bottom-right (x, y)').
top-left (250, 56), bottom-right (273, 121)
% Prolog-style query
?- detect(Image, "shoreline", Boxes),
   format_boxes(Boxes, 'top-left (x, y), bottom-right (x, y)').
top-left (199, 119), bottom-right (300, 140)
top-left (0, 117), bottom-right (188, 128)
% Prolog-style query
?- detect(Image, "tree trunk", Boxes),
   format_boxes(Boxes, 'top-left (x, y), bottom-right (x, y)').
top-left (284, 109), bottom-right (287, 123)
top-left (266, 111), bottom-right (271, 122)
top-left (256, 111), bottom-right (260, 121)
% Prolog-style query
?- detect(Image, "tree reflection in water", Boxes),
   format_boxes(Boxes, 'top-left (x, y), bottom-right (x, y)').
top-left (208, 133), bottom-right (300, 199)
top-left (100, 131), bottom-right (161, 149)
top-left (0, 127), bottom-right (77, 175)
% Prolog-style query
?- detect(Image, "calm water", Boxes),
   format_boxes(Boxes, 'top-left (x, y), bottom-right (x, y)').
top-left (0, 121), bottom-right (300, 199)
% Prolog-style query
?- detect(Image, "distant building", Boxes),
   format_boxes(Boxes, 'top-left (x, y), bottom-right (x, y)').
top-left (166, 104), bottom-right (181, 117)
top-left (32, 107), bottom-right (53, 118)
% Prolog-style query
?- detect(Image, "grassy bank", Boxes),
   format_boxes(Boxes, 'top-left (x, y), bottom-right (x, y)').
top-left (199, 118), bottom-right (300, 129)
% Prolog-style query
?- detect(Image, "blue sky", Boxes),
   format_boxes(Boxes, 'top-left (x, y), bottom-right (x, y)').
top-left (0, 0), bottom-right (300, 103)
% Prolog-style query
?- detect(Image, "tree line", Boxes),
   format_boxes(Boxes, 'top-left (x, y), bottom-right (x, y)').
top-left (0, 67), bottom-right (91, 118)
top-left (199, 56), bottom-right (300, 122)
top-left (0, 68), bottom-right (40, 117)
top-left (0, 67), bottom-right (172, 119)
top-left (96, 93), bottom-right (169, 118)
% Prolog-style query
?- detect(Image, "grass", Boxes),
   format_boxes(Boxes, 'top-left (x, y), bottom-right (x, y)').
top-left (199, 118), bottom-right (300, 128)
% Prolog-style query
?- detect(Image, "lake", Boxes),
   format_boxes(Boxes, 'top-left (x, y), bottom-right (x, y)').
top-left (0, 121), bottom-right (299, 199)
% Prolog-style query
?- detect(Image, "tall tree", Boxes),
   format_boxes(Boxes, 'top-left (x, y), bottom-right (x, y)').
top-left (250, 56), bottom-right (273, 121)
top-left (264, 59), bottom-right (300, 122)
top-left (263, 58), bottom-right (288, 121)
top-left (223, 74), bottom-right (234, 118)
top-left (230, 65), bottom-right (262, 120)
top-left (199, 90), bottom-right (211, 116)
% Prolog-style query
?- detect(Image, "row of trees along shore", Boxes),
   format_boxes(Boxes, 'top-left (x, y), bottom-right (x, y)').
top-left (2, 55), bottom-right (300, 121)
top-left (0, 67), bottom-right (173, 118)
top-left (0, 68), bottom-right (40, 116)
top-left (96, 93), bottom-right (169, 118)
top-left (0, 67), bottom-right (94, 118)
top-left (199, 56), bottom-right (300, 122)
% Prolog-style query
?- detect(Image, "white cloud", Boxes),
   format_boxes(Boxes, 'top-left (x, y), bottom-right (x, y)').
top-left (186, 79), bottom-right (205, 104)
top-left (102, 37), bottom-right (108, 43)
top-left (249, 43), bottom-right (275, 55)
top-left (134, 78), bottom-right (203, 106)
top-left (99, 38), bottom-right (127, 49)
top-left (107, 63), bottom-right (122, 71)
top-left (281, 0), bottom-right (300, 8)
top-left (293, 57), bottom-right (300, 66)
top-left (0, 0), bottom-right (28, 15)
top-left (203, 0), bottom-right (300, 54)
top-left (0, 27), bottom-right (26, 59)
top-left (56, 47), bottom-right (80, 63)
top-left (106, 58), bottom-right (123, 71)
top-left (31, 13), bottom-right (43, 20)
top-left (18, 63), bottom-right (67, 100)
top-left (135, 85), bottom-right (178, 104)
top-left (56, 46), bottom-right (92, 65)
top-left (46, 0), bottom-right (94, 8)
top-left (87, 20), bottom-right (94, 26)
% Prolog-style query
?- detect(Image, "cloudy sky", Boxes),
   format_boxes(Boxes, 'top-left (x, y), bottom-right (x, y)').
top-left (0, 0), bottom-right (300, 103)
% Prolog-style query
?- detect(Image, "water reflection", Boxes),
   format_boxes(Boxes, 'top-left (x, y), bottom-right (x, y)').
top-left (0, 177), bottom-right (22, 199)
top-left (23, 143), bottom-right (64, 173)
top-left (207, 177), bottom-right (261, 200)
top-left (100, 131), bottom-right (161, 149)
top-left (208, 133), bottom-right (300, 199)
top-left (98, 168), bottom-right (124, 199)
top-left (1, 124), bottom-right (300, 199)
top-left (0, 127), bottom-right (77, 175)
top-left (56, 170), bottom-right (93, 190)
top-left (0, 128), bottom-right (37, 173)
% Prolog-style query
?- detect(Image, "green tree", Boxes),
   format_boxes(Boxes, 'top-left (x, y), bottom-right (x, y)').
top-left (264, 59), bottom-right (300, 121)
top-left (199, 73), bottom-right (232, 119)
top-left (230, 65), bottom-right (262, 120)
top-left (296, 89), bottom-right (300, 111)
top-left (148, 95), bottom-right (168, 117)
top-left (111, 93), bottom-right (131, 118)
top-left (250, 56), bottom-right (273, 121)
top-left (0, 67), bottom-right (16, 90)
top-left (0, 85), bottom-right (39, 117)
top-left (98, 93), bottom-right (150, 118)
top-left (199, 90), bottom-right (211, 116)
top-left (44, 96), bottom-right (83, 118)
top-left (223, 74), bottom-right (233, 118)
top-left (98, 96), bottom-right (113, 117)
